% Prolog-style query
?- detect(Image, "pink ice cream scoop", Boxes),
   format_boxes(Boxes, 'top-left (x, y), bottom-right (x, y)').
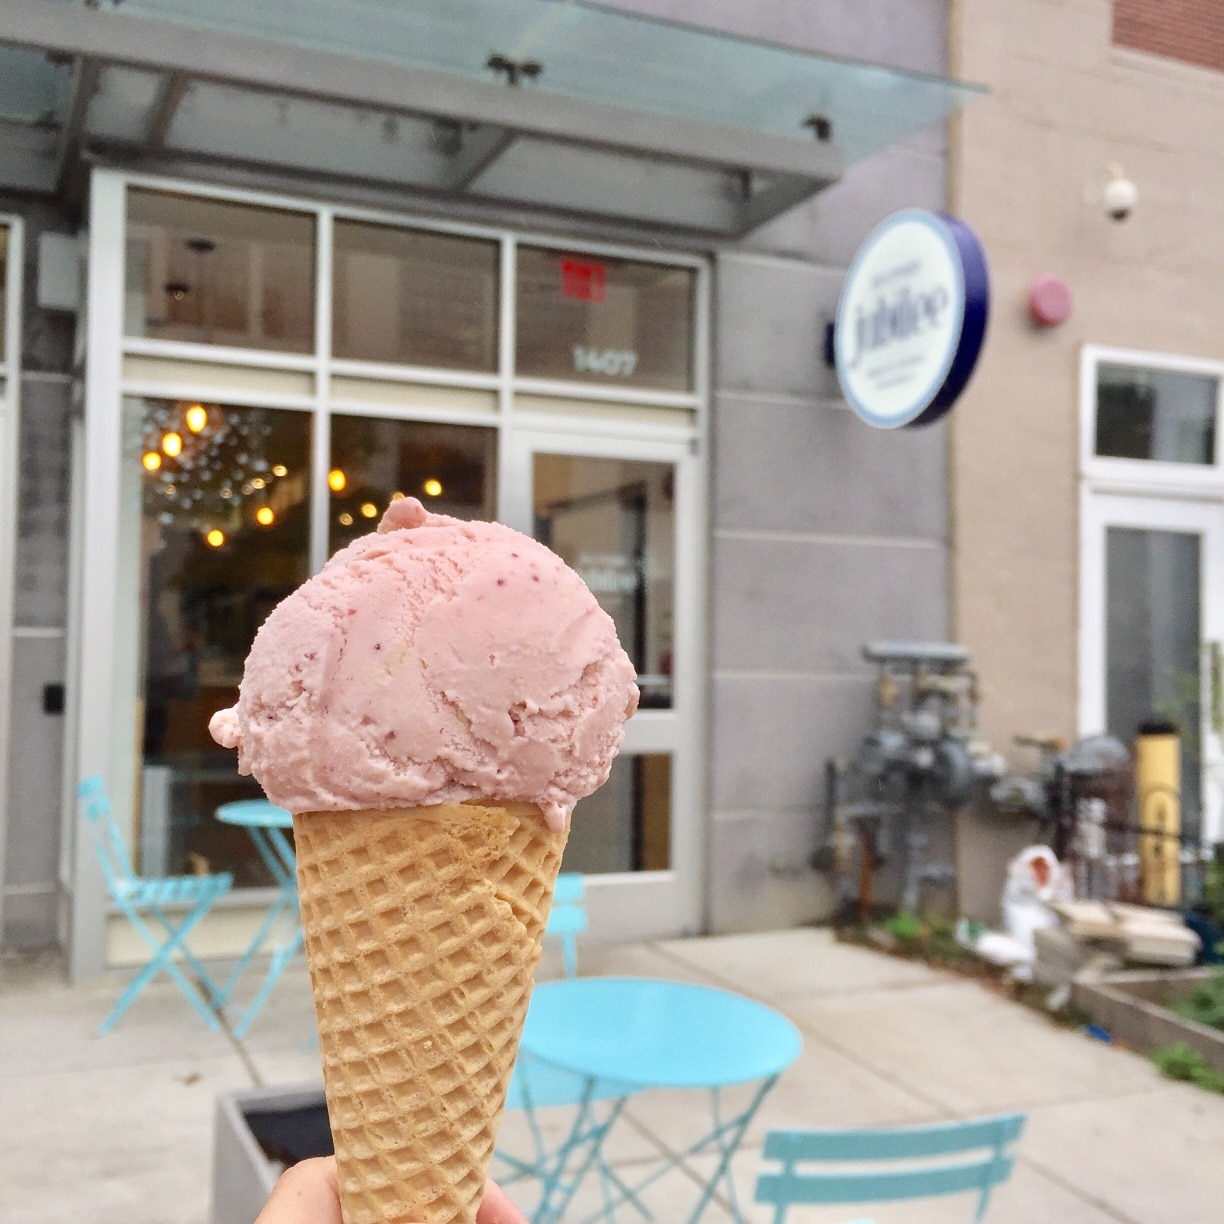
top-left (209, 497), bottom-right (639, 829)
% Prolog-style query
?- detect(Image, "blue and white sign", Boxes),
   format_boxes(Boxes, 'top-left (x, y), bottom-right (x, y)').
top-left (834, 209), bottom-right (990, 429)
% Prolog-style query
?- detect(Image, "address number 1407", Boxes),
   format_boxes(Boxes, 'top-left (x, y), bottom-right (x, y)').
top-left (573, 347), bottom-right (638, 377)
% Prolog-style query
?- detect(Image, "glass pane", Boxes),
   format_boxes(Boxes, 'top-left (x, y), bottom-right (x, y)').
top-left (533, 454), bottom-right (674, 709)
top-left (333, 220), bottom-right (498, 370)
top-left (1096, 363), bottom-right (1217, 464)
top-left (125, 397), bottom-right (311, 883)
top-left (563, 753), bottom-right (671, 873)
top-left (516, 248), bottom-right (695, 392)
top-left (125, 189), bottom-right (316, 353)
top-left (0, 224), bottom-right (7, 357)
top-left (14, 380), bottom-right (71, 627)
top-left (328, 417), bottom-right (496, 555)
top-left (1106, 527), bottom-right (1202, 832)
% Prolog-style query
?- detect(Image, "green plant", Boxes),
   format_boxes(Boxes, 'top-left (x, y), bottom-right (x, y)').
top-left (1151, 1042), bottom-right (1224, 1093)
top-left (1170, 972), bottom-right (1224, 1032)
top-left (882, 911), bottom-right (924, 943)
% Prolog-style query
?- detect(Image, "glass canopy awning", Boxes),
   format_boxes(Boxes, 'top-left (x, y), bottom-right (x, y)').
top-left (0, 0), bottom-right (984, 236)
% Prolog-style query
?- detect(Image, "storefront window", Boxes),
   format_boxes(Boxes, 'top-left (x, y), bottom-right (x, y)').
top-left (332, 221), bottom-right (498, 370)
top-left (1096, 363), bottom-right (1218, 465)
top-left (328, 416), bottom-right (496, 554)
top-left (125, 189), bottom-right (316, 353)
top-left (125, 396), bottom-right (311, 884)
top-left (533, 453), bottom-right (674, 710)
top-left (516, 248), bottom-right (695, 391)
top-left (564, 753), bottom-right (671, 873)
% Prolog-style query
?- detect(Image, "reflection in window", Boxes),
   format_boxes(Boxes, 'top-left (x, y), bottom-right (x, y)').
top-left (125, 189), bottom-right (316, 353)
top-left (333, 221), bottom-right (498, 370)
top-left (533, 454), bottom-right (674, 710)
top-left (126, 397), bottom-right (311, 883)
top-left (1096, 363), bottom-right (1217, 465)
top-left (1106, 527), bottom-right (1202, 833)
top-left (328, 416), bottom-right (496, 554)
top-left (516, 247), bottom-right (695, 391)
top-left (564, 754), bottom-right (671, 874)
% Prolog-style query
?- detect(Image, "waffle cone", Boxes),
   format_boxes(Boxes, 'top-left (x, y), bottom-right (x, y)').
top-left (292, 801), bottom-right (567, 1224)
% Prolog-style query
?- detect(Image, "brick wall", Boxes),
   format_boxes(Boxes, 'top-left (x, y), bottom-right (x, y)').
top-left (1113, 0), bottom-right (1224, 72)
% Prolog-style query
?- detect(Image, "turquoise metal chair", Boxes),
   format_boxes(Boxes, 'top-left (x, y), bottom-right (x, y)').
top-left (755, 1113), bottom-right (1026, 1224)
top-left (500, 874), bottom-right (640, 1220)
top-left (78, 775), bottom-right (233, 1034)
top-left (547, 872), bottom-right (587, 980)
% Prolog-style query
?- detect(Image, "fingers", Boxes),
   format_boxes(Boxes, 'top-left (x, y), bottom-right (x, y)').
top-left (254, 1161), bottom-right (523, 1224)
top-left (477, 1178), bottom-right (529, 1224)
top-left (254, 1157), bottom-right (343, 1224)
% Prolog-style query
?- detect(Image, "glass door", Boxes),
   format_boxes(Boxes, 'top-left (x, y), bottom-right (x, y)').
top-left (1081, 493), bottom-right (1224, 844)
top-left (502, 430), bottom-right (702, 940)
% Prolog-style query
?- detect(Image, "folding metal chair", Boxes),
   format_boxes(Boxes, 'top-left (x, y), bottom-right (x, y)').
top-left (499, 873), bottom-right (644, 1220)
top-left (755, 1112), bottom-right (1027, 1224)
top-left (547, 873), bottom-right (587, 981)
top-left (78, 775), bottom-right (234, 1034)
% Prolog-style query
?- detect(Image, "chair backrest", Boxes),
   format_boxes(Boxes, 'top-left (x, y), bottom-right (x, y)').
top-left (78, 774), bottom-right (136, 891)
top-left (546, 873), bottom-right (586, 978)
top-left (755, 1113), bottom-right (1026, 1224)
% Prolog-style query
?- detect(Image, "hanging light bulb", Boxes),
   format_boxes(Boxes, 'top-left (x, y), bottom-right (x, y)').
top-left (255, 506), bottom-right (275, 526)
top-left (328, 469), bottom-right (347, 493)
top-left (422, 478), bottom-right (443, 497)
top-left (185, 404), bottom-right (208, 433)
top-left (162, 431), bottom-right (184, 458)
top-left (142, 452), bottom-right (163, 472)
top-left (205, 528), bottom-right (225, 547)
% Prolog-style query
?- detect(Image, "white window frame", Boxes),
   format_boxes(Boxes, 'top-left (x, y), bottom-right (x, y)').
top-left (1079, 344), bottom-right (1224, 845)
top-left (0, 214), bottom-right (23, 944)
top-left (1079, 344), bottom-right (1224, 500)
top-left (70, 167), bottom-right (710, 977)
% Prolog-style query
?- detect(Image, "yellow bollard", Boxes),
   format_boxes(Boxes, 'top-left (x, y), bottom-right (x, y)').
top-left (1135, 719), bottom-right (1181, 906)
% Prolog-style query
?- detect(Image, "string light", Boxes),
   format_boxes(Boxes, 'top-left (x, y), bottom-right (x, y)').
top-left (339, 512), bottom-right (354, 526)
top-left (255, 506), bottom-right (275, 526)
top-left (272, 464), bottom-right (288, 477)
top-left (360, 502), bottom-right (378, 518)
top-left (328, 469), bottom-right (347, 493)
top-left (185, 404), bottom-right (208, 433)
top-left (422, 478), bottom-right (443, 497)
top-left (162, 431), bottom-right (183, 458)
top-left (251, 477), bottom-right (266, 490)
top-left (205, 528), bottom-right (225, 547)
top-left (390, 490), bottom-right (406, 501)
top-left (142, 452), bottom-right (162, 472)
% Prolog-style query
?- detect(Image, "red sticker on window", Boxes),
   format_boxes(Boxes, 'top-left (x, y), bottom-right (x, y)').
top-left (560, 258), bottom-right (607, 303)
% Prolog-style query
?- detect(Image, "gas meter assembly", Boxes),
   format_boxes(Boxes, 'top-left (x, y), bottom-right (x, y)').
top-left (814, 641), bottom-right (1006, 917)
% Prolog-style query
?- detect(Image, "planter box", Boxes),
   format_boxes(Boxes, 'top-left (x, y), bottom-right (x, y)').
top-left (211, 1083), bottom-right (330, 1224)
top-left (1072, 969), bottom-right (1224, 1073)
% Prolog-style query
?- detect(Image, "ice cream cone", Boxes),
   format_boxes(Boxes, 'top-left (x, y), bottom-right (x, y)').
top-left (293, 801), bottom-right (567, 1224)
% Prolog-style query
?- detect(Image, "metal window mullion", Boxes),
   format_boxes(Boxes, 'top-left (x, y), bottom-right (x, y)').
top-left (311, 207), bottom-right (334, 575)
top-left (0, 214), bottom-right (24, 947)
top-left (496, 235), bottom-right (517, 523)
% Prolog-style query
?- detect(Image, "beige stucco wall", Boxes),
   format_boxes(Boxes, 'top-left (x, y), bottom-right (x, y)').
top-left (949, 0), bottom-right (1224, 762)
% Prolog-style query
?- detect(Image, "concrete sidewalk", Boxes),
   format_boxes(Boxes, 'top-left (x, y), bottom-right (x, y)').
top-left (3, 928), bottom-right (1223, 1223)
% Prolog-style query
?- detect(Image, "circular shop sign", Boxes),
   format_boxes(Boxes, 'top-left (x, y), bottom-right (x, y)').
top-left (834, 209), bottom-right (989, 429)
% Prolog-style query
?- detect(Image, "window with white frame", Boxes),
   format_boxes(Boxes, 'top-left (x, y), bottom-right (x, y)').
top-left (109, 181), bottom-right (704, 889)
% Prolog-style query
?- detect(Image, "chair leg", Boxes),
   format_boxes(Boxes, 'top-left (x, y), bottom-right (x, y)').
top-left (101, 900), bottom-right (225, 1034)
top-left (149, 902), bottom-right (230, 1006)
top-left (232, 925), bottom-right (305, 1040)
